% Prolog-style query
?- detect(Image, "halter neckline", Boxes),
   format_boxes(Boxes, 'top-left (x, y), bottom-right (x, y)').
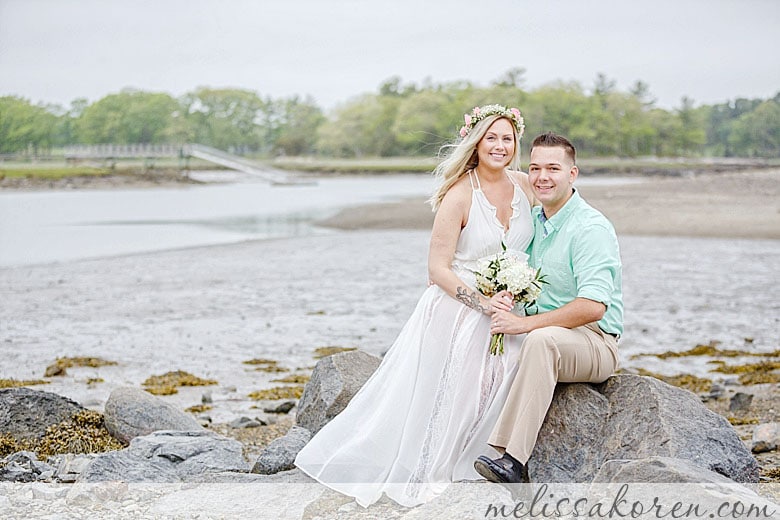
top-left (468, 169), bottom-right (519, 191)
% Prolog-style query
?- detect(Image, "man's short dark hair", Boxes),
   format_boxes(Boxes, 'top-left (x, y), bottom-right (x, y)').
top-left (531, 132), bottom-right (576, 164)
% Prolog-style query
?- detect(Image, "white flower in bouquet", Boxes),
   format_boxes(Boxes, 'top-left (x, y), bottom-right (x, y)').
top-left (471, 244), bottom-right (547, 355)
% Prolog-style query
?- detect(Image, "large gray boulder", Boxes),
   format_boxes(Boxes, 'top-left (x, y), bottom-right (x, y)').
top-left (103, 386), bottom-right (203, 444)
top-left (296, 350), bottom-right (381, 434)
top-left (252, 426), bottom-right (311, 475)
top-left (77, 430), bottom-right (250, 483)
top-left (0, 388), bottom-right (84, 441)
top-left (528, 375), bottom-right (759, 483)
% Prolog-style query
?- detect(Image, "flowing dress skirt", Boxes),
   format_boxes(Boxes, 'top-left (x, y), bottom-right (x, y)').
top-left (295, 276), bottom-right (524, 507)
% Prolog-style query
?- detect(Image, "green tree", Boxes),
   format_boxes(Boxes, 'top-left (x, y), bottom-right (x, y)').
top-left (74, 89), bottom-right (180, 144)
top-left (674, 97), bottom-right (707, 155)
top-left (181, 87), bottom-right (268, 151)
top-left (523, 82), bottom-right (599, 155)
top-left (0, 96), bottom-right (58, 154)
top-left (392, 89), bottom-right (460, 155)
top-left (269, 96), bottom-right (325, 156)
top-left (729, 99), bottom-right (780, 157)
top-left (704, 97), bottom-right (763, 156)
top-left (316, 94), bottom-right (400, 157)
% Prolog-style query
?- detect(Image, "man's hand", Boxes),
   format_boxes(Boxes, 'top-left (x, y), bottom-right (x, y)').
top-left (490, 309), bottom-right (529, 335)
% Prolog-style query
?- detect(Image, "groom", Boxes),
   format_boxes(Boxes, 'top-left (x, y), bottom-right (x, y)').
top-left (474, 132), bottom-right (623, 484)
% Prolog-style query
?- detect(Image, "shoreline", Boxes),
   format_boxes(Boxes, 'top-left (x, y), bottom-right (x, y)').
top-left (0, 169), bottom-right (205, 191)
top-left (316, 168), bottom-right (780, 240)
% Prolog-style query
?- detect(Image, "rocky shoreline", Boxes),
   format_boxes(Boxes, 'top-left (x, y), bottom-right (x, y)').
top-left (1, 352), bottom-right (778, 518)
top-left (1, 166), bottom-right (778, 516)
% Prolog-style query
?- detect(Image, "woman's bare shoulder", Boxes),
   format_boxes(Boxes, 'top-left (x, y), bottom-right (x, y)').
top-left (440, 173), bottom-right (473, 205)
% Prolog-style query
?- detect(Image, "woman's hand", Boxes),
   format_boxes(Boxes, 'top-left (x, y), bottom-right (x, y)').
top-left (490, 309), bottom-right (528, 335)
top-left (489, 290), bottom-right (514, 313)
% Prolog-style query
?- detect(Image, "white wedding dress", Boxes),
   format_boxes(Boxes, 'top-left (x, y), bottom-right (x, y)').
top-left (295, 171), bottom-right (534, 507)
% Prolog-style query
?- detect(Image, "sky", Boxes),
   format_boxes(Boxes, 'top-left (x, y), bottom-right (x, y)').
top-left (1, 0), bottom-right (779, 112)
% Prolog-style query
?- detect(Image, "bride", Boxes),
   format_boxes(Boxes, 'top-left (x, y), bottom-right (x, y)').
top-left (295, 105), bottom-right (536, 507)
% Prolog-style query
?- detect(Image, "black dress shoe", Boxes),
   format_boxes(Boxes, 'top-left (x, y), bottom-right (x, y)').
top-left (474, 452), bottom-right (530, 484)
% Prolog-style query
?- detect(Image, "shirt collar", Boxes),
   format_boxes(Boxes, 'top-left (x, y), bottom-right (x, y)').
top-left (537, 188), bottom-right (581, 232)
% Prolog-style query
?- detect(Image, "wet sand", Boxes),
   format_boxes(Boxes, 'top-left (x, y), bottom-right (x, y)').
top-left (318, 169), bottom-right (780, 239)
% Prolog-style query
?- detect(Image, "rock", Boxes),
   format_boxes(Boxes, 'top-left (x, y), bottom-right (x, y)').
top-left (229, 416), bottom-right (265, 428)
top-left (751, 422), bottom-right (780, 453)
top-left (0, 388), bottom-right (84, 441)
top-left (296, 350), bottom-right (381, 434)
top-left (0, 451), bottom-right (56, 482)
top-left (78, 430), bottom-right (250, 483)
top-left (264, 400), bottom-right (296, 414)
top-left (591, 456), bottom-right (776, 518)
top-left (49, 453), bottom-right (97, 483)
top-left (44, 363), bottom-right (66, 377)
top-left (103, 386), bottom-right (203, 444)
top-left (729, 391), bottom-right (754, 412)
top-left (252, 426), bottom-right (311, 475)
top-left (201, 391), bottom-right (212, 404)
top-left (592, 456), bottom-right (739, 483)
top-left (527, 375), bottom-right (759, 483)
top-left (706, 381), bottom-right (725, 401)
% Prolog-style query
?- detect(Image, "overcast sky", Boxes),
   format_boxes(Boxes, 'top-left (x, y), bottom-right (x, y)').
top-left (1, 0), bottom-right (778, 112)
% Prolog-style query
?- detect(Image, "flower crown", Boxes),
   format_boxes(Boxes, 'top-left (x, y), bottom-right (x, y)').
top-left (459, 104), bottom-right (525, 139)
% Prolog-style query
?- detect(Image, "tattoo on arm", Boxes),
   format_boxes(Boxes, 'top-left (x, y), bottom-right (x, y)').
top-left (456, 287), bottom-right (488, 314)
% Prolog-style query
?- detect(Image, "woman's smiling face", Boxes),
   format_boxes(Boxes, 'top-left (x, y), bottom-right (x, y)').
top-left (476, 118), bottom-right (515, 171)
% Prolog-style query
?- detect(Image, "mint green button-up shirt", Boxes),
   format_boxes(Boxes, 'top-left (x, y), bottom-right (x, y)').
top-left (526, 189), bottom-right (624, 336)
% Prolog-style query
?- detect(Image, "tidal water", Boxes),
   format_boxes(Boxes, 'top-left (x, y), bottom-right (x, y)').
top-left (0, 174), bottom-right (436, 267)
top-left (0, 173), bottom-right (638, 267)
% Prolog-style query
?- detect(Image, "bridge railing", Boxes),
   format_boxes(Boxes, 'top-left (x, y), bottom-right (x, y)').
top-left (63, 144), bottom-right (183, 159)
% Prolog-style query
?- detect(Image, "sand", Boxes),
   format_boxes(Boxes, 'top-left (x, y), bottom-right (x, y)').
top-left (318, 168), bottom-right (780, 240)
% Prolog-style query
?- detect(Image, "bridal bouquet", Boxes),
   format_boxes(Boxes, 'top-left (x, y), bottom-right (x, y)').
top-left (473, 245), bottom-right (546, 355)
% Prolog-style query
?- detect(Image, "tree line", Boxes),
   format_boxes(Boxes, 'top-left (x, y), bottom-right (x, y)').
top-left (1, 70), bottom-right (778, 158)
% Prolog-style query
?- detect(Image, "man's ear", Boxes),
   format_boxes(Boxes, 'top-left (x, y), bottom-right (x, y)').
top-left (569, 164), bottom-right (579, 184)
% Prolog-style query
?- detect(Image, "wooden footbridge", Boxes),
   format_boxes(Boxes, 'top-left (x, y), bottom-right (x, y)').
top-left (62, 144), bottom-right (309, 185)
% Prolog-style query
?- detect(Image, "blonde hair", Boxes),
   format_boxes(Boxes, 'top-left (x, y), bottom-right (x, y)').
top-left (428, 115), bottom-right (522, 211)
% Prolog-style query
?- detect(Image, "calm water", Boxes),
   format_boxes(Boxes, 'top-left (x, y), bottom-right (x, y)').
top-left (0, 173), bottom-right (639, 267)
top-left (0, 174), bottom-right (438, 267)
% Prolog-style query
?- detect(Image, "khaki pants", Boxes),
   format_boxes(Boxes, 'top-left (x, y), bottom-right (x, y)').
top-left (487, 322), bottom-right (619, 464)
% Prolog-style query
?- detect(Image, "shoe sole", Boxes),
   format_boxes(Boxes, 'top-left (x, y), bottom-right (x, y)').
top-left (473, 459), bottom-right (505, 483)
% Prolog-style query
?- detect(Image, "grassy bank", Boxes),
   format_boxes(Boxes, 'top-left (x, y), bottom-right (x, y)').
top-left (0, 158), bottom-right (224, 181)
top-left (3, 156), bottom-right (779, 182)
top-left (0, 166), bottom-right (113, 180)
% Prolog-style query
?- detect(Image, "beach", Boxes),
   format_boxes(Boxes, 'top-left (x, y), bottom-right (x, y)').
top-left (319, 168), bottom-right (780, 240)
top-left (1, 168), bottom-right (779, 484)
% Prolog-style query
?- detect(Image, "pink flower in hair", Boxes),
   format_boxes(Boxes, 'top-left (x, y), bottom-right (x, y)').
top-left (464, 114), bottom-right (472, 126)
top-left (473, 107), bottom-right (481, 116)
top-left (510, 108), bottom-right (521, 118)
top-left (459, 126), bottom-right (468, 138)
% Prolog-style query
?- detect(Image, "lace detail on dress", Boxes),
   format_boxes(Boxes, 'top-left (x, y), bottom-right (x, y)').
top-left (463, 348), bottom-right (504, 448)
top-left (404, 304), bottom-right (471, 499)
